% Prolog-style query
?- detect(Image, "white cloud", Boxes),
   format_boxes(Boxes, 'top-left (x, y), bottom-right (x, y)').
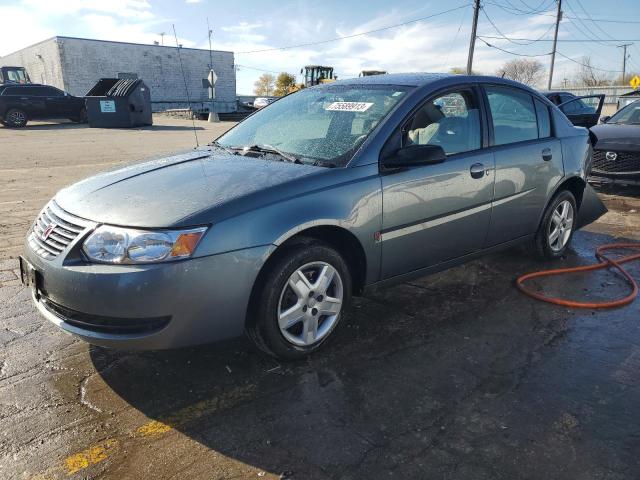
top-left (0, 0), bottom-right (163, 56)
top-left (185, 0), bottom-right (203, 3)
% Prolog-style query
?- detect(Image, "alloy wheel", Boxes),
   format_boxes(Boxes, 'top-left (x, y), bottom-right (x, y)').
top-left (8, 110), bottom-right (26, 126)
top-left (548, 199), bottom-right (574, 252)
top-left (277, 261), bottom-right (344, 347)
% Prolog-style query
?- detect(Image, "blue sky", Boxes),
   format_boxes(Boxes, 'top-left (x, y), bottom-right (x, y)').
top-left (1, 0), bottom-right (639, 93)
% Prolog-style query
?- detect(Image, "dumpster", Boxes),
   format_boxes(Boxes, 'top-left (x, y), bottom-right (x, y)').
top-left (85, 78), bottom-right (152, 128)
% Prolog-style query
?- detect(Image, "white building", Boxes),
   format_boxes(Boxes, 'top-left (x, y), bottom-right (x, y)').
top-left (0, 36), bottom-right (237, 112)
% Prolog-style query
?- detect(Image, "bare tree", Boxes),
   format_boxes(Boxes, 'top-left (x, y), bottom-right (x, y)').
top-left (254, 73), bottom-right (275, 96)
top-left (496, 59), bottom-right (546, 86)
top-left (573, 56), bottom-right (611, 87)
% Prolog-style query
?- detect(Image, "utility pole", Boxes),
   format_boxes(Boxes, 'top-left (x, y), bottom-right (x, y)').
top-left (466, 0), bottom-right (480, 75)
top-left (158, 32), bottom-right (165, 46)
top-left (547, 0), bottom-right (562, 90)
top-left (207, 18), bottom-right (219, 123)
top-left (618, 43), bottom-right (632, 84)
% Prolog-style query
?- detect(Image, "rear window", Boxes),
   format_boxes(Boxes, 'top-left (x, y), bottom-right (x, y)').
top-left (534, 99), bottom-right (551, 138)
top-left (486, 86), bottom-right (538, 145)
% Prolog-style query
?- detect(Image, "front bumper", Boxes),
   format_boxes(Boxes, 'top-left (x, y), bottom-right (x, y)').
top-left (24, 244), bottom-right (273, 350)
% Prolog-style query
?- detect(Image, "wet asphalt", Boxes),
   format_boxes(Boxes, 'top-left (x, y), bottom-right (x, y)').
top-left (1, 226), bottom-right (639, 479)
top-left (1, 120), bottom-right (639, 479)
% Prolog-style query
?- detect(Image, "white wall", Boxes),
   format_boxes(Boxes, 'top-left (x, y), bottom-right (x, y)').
top-left (1, 37), bottom-right (237, 112)
top-left (0, 38), bottom-right (64, 89)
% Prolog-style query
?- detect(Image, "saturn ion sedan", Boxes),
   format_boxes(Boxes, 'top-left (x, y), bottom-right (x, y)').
top-left (21, 73), bottom-right (598, 359)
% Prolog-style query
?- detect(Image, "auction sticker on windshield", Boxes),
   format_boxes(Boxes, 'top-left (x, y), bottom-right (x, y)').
top-left (325, 102), bottom-right (374, 112)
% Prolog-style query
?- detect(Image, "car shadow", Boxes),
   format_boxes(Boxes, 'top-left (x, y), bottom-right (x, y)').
top-left (591, 181), bottom-right (640, 198)
top-left (3, 121), bottom-right (88, 130)
top-left (2, 123), bottom-right (207, 131)
top-left (89, 231), bottom-right (640, 478)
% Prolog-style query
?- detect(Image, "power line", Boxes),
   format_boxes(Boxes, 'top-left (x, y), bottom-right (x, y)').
top-left (556, 51), bottom-right (623, 72)
top-left (481, 7), bottom-right (555, 45)
top-left (484, 1), bottom-right (640, 23)
top-left (236, 64), bottom-right (282, 74)
top-left (563, 1), bottom-right (610, 47)
top-left (477, 36), bottom-right (551, 56)
top-left (477, 35), bottom-right (640, 43)
top-left (236, 4), bottom-right (470, 54)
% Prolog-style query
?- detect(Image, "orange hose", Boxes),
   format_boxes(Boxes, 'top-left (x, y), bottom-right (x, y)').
top-left (516, 243), bottom-right (640, 309)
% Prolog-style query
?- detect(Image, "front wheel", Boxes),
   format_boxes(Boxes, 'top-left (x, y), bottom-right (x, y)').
top-left (533, 190), bottom-right (577, 259)
top-left (5, 108), bottom-right (28, 128)
top-left (248, 242), bottom-right (352, 360)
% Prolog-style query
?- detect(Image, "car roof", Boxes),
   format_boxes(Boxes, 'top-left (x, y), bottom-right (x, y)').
top-left (328, 73), bottom-right (547, 95)
top-left (334, 72), bottom-right (452, 86)
top-left (540, 91), bottom-right (576, 96)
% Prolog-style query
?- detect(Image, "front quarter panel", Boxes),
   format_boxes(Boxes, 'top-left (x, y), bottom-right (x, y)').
top-left (192, 163), bottom-right (383, 285)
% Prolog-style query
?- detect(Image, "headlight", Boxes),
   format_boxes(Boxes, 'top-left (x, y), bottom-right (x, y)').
top-left (83, 225), bottom-right (207, 264)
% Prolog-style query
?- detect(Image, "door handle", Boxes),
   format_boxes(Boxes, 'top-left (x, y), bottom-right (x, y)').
top-left (542, 148), bottom-right (552, 161)
top-left (470, 163), bottom-right (485, 179)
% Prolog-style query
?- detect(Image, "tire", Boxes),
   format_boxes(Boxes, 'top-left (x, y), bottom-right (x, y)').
top-left (533, 190), bottom-right (577, 260)
top-left (70, 107), bottom-right (88, 123)
top-left (5, 108), bottom-right (28, 128)
top-left (248, 241), bottom-right (352, 360)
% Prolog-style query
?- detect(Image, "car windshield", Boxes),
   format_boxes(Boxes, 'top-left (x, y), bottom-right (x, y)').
top-left (216, 85), bottom-right (411, 166)
top-left (608, 101), bottom-right (640, 125)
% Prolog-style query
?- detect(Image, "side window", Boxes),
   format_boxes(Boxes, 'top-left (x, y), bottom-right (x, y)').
top-left (43, 87), bottom-right (63, 97)
top-left (403, 90), bottom-right (481, 155)
top-left (534, 99), bottom-right (551, 138)
top-left (486, 86), bottom-right (538, 145)
top-left (28, 87), bottom-right (48, 97)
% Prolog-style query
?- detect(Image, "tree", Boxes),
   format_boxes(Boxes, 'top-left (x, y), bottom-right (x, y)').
top-left (254, 73), bottom-right (275, 96)
top-left (613, 71), bottom-right (640, 86)
top-left (273, 72), bottom-right (296, 96)
top-left (496, 59), bottom-right (545, 87)
top-left (573, 56), bottom-right (611, 87)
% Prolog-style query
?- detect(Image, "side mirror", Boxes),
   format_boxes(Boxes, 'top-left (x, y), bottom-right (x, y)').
top-left (599, 115), bottom-right (611, 124)
top-left (381, 144), bottom-right (446, 168)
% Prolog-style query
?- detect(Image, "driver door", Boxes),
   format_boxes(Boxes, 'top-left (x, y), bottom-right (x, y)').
top-left (380, 87), bottom-right (495, 279)
top-left (558, 94), bottom-right (605, 128)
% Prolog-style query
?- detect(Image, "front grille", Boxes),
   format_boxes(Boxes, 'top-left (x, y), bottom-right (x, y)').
top-left (592, 150), bottom-right (640, 174)
top-left (28, 200), bottom-right (92, 260)
top-left (41, 296), bottom-right (171, 335)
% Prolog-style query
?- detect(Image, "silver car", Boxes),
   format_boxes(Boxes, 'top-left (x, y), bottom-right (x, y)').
top-left (21, 74), bottom-right (596, 359)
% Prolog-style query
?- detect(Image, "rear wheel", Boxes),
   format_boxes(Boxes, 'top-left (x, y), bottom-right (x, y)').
top-left (5, 108), bottom-right (27, 128)
top-left (533, 190), bottom-right (577, 259)
top-left (70, 107), bottom-right (87, 123)
top-left (248, 242), bottom-right (352, 360)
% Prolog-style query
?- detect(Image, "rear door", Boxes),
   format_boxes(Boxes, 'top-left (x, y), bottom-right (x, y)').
top-left (42, 86), bottom-right (73, 117)
top-left (558, 94), bottom-right (605, 128)
top-left (380, 86), bottom-right (495, 278)
top-left (482, 85), bottom-right (564, 246)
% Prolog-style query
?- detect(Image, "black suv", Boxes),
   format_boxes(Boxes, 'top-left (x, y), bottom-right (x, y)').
top-left (0, 84), bottom-right (86, 128)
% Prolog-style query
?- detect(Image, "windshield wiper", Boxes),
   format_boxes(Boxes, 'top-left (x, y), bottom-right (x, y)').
top-left (241, 144), bottom-right (301, 163)
top-left (210, 141), bottom-right (237, 155)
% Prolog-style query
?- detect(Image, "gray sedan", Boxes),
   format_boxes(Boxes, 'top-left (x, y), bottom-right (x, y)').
top-left (21, 73), bottom-right (596, 359)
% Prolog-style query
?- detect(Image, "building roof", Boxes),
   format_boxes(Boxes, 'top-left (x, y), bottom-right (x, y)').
top-left (1, 35), bottom-right (233, 58)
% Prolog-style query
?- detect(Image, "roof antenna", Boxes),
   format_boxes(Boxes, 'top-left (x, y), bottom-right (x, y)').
top-left (172, 24), bottom-right (199, 148)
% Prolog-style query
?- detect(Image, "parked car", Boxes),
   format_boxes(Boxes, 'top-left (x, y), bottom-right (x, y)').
top-left (589, 99), bottom-right (640, 185)
top-left (21, 74), bottom-right (602, 359)
top-left (541, 91), bottom-right (604, 128)
top-left (253, 97), bottom-right (275, 109)
top-left (0, 84), bottom-right (87, 127)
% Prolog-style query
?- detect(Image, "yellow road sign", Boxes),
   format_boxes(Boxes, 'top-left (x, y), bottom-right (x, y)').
top-left (630, 75), bottom-right (640, 90)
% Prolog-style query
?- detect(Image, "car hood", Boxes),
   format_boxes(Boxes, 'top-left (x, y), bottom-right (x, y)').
top-left (590, 123), bottom-right (640, 151)
top-left (55, 149), bottom-right (324, 227)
